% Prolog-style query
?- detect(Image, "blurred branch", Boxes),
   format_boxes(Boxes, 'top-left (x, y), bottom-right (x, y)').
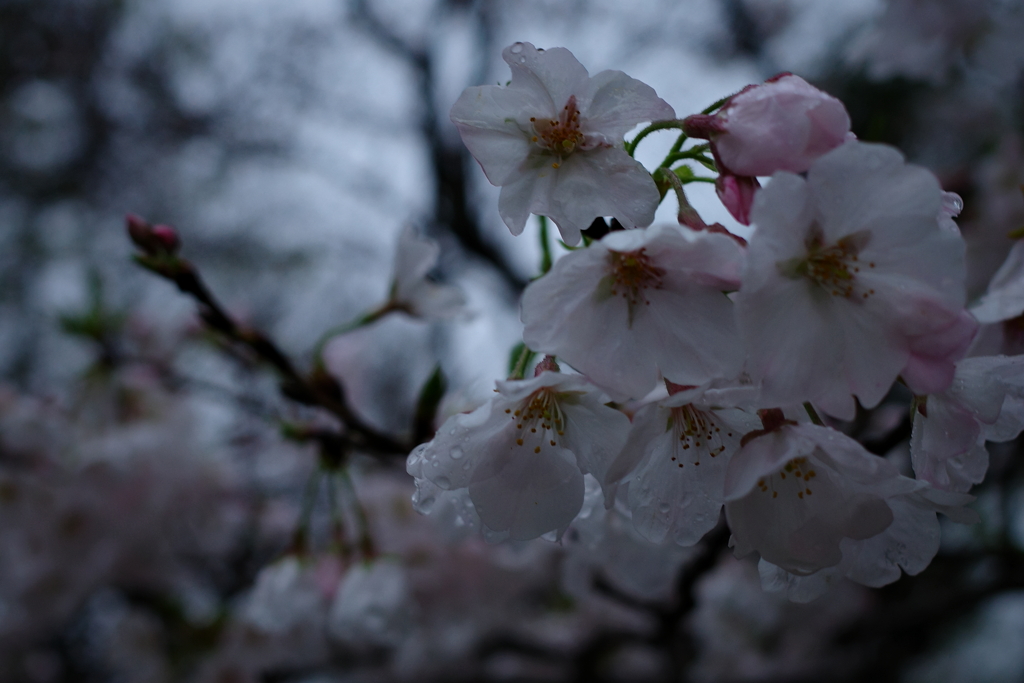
top-left (128, 220), bottom-right (409, 459)
top-left (348, 0), bottom-right (527, 291)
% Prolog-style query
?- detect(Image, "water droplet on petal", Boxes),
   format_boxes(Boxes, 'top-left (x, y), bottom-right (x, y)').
top-left (659, 503), bottom-right (671, 514)
top-left (519, 56), bottom-right (527, 64)
top-left (451, 447), bottom-right (464, 460)
top-left (435, 476), bottom-right (451, 490)
top-left (941, 191), bottom-right (964, 217)
top-left (510, 43), bottom-right (524, 54)
top-left (449, 427), bottom-right (457, 435)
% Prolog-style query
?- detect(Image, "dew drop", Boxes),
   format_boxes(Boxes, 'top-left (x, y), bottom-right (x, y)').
top-left (519, 56), bottom-right (527, 63)
top-left (510, 43), bottom-right (524, 54)
top-left (435, 476), bottom-right (451, 490)
top-left (450, 447), bottom-right (464, 460)
top-left (659, 503), bottom-right (671, 514)
top-left (449, 427), bottom-right (457, 435)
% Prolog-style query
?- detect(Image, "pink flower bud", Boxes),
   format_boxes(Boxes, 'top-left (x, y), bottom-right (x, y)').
top-left (715, 173), bottom-right (760, 225)
top-left (712, 74), bottom-right (851, 177)
top-left (125, 213), bottom-right (153, 248)
top-left (151, 224), bottom-right (181, 254)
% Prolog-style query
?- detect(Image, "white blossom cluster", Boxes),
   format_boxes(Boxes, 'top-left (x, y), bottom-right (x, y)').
top-left (408, 42), bottom-right (1024, 601)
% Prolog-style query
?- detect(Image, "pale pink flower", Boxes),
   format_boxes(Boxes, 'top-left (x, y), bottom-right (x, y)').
top-left (406, 371), bottom-right (631, 541)
top-left (758, 485), bottom-right (978, 602)
top-left (521, 223), bottom-right (745, 400)
top-left (603, 383), bottom-right (760, 546)
top-left (450, 42), bottom-right (675, 246)
top-left (911, 355), bottom-right (1024, 492)
top-left (735, 141), bottom-right (967, 419)
top-left (724, 423), bottom-right (917, 576)
top-left (390, 226), bottom-right (466, 320)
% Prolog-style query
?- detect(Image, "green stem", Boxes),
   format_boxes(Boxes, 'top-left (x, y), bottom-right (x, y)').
top-left (538, 215), bottom-right (553, 274)
top-left (325, 469), bottom-right (352, 560)
top-left (660, 144), bottom-right (710, 169)
top-left (337, 467), bottom-right (376, 559)
top-left (803, 402), bottom-right (825, 426)
top-left (626, 119), bottom-right (687, 157)
top-left (701, 94), bottom-right (733, 115)
top-left (311, 301), bottom-right (397, 362)
top-left (292, 468), bottom-right (323, 554)
top-left (659, 168), bottom-right (706, 229)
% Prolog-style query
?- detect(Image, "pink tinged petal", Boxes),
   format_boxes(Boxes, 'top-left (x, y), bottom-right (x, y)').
top-left (450, 86), bottom-right (537, 186)
top-left (624, 404), bottom-right (746, 546)
top-left (502, 43), bottom-right (590, 117)
top-left (556, 392), bottom-right (632, 487)
top-left (468, 443), bottom-right (584, 541)
top-left (971, 240), bottom-right (1024, 324)
top-left (808, 142), bottom-right (942, 242)
top-left (840, 491), bottom-right (942, 587)
top-left (725, 425), bottom-right (900, 574)
top-left (497, 161), bottom-right (547, 237)
top-left (901, 309), bottom-right (978, 395)
top-left (393, 226), bottom-right (439, 288)
top-left (758, 559), bottom-right (837, 603)
top-left (522, 226), bottom-right (743, 399)
top-left (715, 174), bottom-right (759, 225)
top-left (911, 397), bottom-right (984, 491)
top-left (726, 470), bottom-right (893, 574)
top-left (548, 147), bottom-right (661, 241)
top-left (582, 70), bottom-right (676, 141)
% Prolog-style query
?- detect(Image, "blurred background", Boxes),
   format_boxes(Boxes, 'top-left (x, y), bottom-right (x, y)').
top-left (2, 0), bottom-right (1024, 681)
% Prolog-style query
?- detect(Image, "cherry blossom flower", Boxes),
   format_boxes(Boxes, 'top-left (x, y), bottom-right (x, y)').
top-left (389, 226), bottom-right (466, 320)
top-left (758, 485), bottom-right (978, 602)
top-left (724, 422), bottom-right (918, 576)
top-left (911, 355), bottom-right (1024, 492)
top-left (450, 42), bottom-right (675, 246)
top-left (406, 370), bottom-right (631, 541)
top-left (735, 141), bottom-right (967, 419)
top-left (328, 560), bottom-right (414, 649)
top-left (561, 476), bottom-right (694, 602)
top-left (603, 383), bottom-right (759, 546)
top-left (521, 223), bottom-right (745, 400)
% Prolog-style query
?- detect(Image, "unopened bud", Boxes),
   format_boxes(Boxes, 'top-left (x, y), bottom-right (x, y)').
top-left (151, 224), bottom-right (181, 254)
top-left (126, 213), bottom-right (154, 249)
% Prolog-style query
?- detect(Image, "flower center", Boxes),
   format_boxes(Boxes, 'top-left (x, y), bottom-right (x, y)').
top-left (779, 225), bottom-right (875, 299)
top-left (530, 95), bottom-right (586, 167)
top-left (667, 405), bottom-right (732, 469)
top-left (755, 456), bottom-right (817, 500)
top-left (605, 247), bottom-right (664, 320)
top-left (503, 388), bottom-right (566, 454)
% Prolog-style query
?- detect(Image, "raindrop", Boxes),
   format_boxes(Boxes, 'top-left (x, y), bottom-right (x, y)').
top-left (519, 57), bottom-right (527, 64)
top-left (659, 503), bottom-right (671, 514)
top-left (451, 447), bottom-right (464, 460)
top-left (510, 43), bottom-right (524, 54)
top-left (435, 476), bottom-right (451, 490)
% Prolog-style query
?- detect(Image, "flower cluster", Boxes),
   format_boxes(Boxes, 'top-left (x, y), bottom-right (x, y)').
top-left (409, 42), bottom-right (1024, 601)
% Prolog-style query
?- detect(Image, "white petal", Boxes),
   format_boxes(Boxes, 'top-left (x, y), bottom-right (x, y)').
top-left (583, 69), bottom-right (676, 141)
top-left (468, 443), bottom-right (584, 541)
